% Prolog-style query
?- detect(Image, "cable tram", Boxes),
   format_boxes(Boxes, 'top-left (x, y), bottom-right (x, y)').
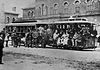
top-left (5, 18), bottom-right (97, 50)
top-left (52, 19), bottom-right (97, 50)
top-left (5, 21), bottom-right (51, 47)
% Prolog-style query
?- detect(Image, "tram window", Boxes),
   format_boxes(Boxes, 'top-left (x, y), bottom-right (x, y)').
top-left (15, 27), bottom-right (18, 32)
top-left (20, 27), bottom-right (23, 33)
top-left (9, 27), bottom-right (11, 32)
top-left (18, 27), bottom-right (20, 32)
top-left (65, 24), bottom-right (67, 29)
top-left (25, 27), bottom-right (27, 32)
top-left (10, 27), bottom-right (12, 32)
top-left (31, 26), bottom-right (34, 31)
top-left (27, 27), bottom-right (29, 32)
top-left (13, 27), bottom-right (16, 32)
top-left (12, 27), bottom-right (14, 32)
top-left (8, 27), bottom-right (10, 32)
top-left (23, 27), bottom-right (25, 33)
top-left (60, 25), bottom-right (62, 29)
top-left (56, 25), bottom-right (58, 28)
top-left (27, 27), bottom-right (30, 32)
top-left (21, 27), bottom-right (24, 33)
top-left (67, 25), bottom-right (70, 29)
top-left (20, 26), bottom-right (22, 33)
top-left (63, 25), bottom-right (65, 29)
top-left (23, 27), bottom-right (25, 32)
top-left (24, 27), bottom-right (27, 32)
top-left (5, 27), bottom-right (8, 32)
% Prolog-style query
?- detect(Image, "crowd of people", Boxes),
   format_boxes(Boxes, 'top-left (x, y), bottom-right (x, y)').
top-left (54, 25), bottom-right (97, 47)
top-left (4, 24), bottom-right (98, 48)
top-left (5, 26), bottom-right (53, 48)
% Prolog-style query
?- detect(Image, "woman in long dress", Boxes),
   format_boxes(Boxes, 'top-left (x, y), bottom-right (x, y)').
top-left (53, 30), bottom-right (59, 46)
top-left (62, 30), bottom-right (69, 47)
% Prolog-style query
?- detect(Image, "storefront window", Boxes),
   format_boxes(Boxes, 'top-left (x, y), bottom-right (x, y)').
top-left (63, 1), bottom-right (69, 14)
top-left (7, 17), bottom-right (10, 23)
top-left (54, 3), bottom-right (58, 15)
top-left (12, 18), bottom-right (15, 22)
top-left (74, 0), bottom-right (81, 5)
top-left (28, 11), bottom-right (31, 18)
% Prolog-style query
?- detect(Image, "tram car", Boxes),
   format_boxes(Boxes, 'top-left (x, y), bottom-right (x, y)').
top-left (52, 19), bottom-right (97, 50)
top-left (5, 18), bottom-right (97, 50)
top-left (5, 21), bottom-right (50, 48)
top-left (5, 22), bottom-right (36, 47)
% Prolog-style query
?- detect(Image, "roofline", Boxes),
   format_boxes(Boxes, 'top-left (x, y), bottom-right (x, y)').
top-left (22, 7), bottom-right (35, 10)
top-left (4, 12), bottom-right (19, 15)
top-left (13, 18), bottom-right (37, 23)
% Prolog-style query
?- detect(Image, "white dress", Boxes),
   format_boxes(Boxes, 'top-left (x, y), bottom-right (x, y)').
top-left (62, 34), bottom-right (69, 45)
top-left (53, 33), bottom-right (59, 40)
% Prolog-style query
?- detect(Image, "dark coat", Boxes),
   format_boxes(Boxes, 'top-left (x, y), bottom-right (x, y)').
top-left (98, 36), bottom-right (100, 42)
top-left (0, 32), bottom-right (5, 58)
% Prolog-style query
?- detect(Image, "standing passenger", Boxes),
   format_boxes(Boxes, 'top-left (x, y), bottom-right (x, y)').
top-left (17, 34), bottom-right (22, 47)
top-left (5, 33), bottom-right (9, 47)
top-left (97, 35), bottom-right (100, 46)
top-left (38, 26), bottom-right (45, 46)
top-left (11, 32), bottom-right (18, 48)
top-left (46, 27), bottom-right (52, 45)
top-left (32, 29), bottom-right (39, 48)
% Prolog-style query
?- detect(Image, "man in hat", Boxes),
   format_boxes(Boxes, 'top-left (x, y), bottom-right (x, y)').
top-left (32, 29), bottom-right (39, 48)
top-left (0, 31), bottom-right (5, 64)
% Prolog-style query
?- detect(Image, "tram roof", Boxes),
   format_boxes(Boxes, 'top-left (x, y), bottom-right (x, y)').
top-left (6, 22), bottom-right (36, 26)
top-left (5, 21), bottom-right (52, 26)
top-left (6, 20), bottom-right (95, 26)
top-left (53, 20), bottom-right (95, 24)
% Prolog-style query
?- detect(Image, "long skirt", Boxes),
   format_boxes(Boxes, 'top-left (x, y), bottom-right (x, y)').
top-left (0, 47), bottom-right (3, 63)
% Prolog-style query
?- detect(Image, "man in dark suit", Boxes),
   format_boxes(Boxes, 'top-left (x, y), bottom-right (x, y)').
top-left (0, 31), bottom-right (5, 64)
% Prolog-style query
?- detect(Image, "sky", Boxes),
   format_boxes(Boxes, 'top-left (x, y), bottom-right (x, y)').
top-left (1, 0), bottom-right (35, 17)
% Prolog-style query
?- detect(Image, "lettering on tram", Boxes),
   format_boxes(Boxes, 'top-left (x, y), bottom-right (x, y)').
top-left (5, 18), bottom-right (97, 50)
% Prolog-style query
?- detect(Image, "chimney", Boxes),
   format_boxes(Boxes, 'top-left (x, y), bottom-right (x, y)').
top-left (12, 7), bottom-right (16, 12)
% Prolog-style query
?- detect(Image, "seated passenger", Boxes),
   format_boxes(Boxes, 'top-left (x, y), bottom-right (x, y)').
top-left (63, 31), bottom-right (69, 45)
top-left (61, 32), bottom-right (67, 45)
top-left (53, 30), bottom-right (59, 40)
top-left (38, 26), bottom-right (45, 36)
top-left (57, 37), bottom-right (61, 46)
top-left (46, 27), bottom-right (53, 40)
top-left (73, 32), bottom-right (81, 46)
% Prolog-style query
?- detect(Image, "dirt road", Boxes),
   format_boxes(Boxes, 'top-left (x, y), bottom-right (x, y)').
top-left (0, 47), bottom-right (100, 70)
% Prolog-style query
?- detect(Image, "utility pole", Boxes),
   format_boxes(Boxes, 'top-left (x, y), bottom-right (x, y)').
top-left (0, 3), bottom-right (6, 32)
top-left (0, 3), bottom-right (5, 24)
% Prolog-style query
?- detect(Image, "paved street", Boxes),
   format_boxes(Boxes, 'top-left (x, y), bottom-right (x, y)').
top-left (0, 47), bottom-right (100, 70)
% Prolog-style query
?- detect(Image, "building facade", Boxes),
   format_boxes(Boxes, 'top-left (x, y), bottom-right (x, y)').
top-left (22, 0), bottom-right (100, 23)
top-left (22, 7), bottom-right (35, 20)
top-left (4, 11), bottom-right (19, 24)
